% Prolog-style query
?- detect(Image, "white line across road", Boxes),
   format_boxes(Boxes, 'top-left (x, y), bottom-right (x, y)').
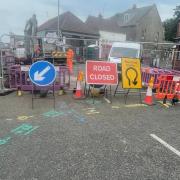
top-left (150, 134), bottom-right (180, 157)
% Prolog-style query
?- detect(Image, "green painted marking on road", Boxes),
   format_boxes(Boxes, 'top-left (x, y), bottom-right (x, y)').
top-left (43, 110), bottom-right (64, 117)
top-left (11, 123), bottom-right (39, 135)
top-left (0, 137), bottom-right (11, 145)
top-left (24, 126), bottom-right (39, 135)
top-left (0, 123), bottom-right (39, 146)
top-left (43, 106), bottom-right (86, 123)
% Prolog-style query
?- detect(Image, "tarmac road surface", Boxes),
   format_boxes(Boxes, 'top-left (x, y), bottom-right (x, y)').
top-left (0, 90), bottom-right (180, 179)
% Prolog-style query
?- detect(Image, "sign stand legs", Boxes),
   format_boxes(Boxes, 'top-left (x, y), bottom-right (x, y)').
top-left (124, 89), bottom-right (142, 104)
top-left (31, 84), bottom-right (56, 109)
top-left (32, 84), bottom-right (34, 109)
top-left (114, 82), bottom-right (119, 96)
top-left (139, 89), bottom-right (142, 104)
top-left (110, 85), bottom-right (112, 102)
top-left (93, 84), bottom-right (95, 104)
top-left (104, 85), bottom-right (112, 103)
top-left (124, 89), bottom-right (130, 104)
top-left (53, 82), bottom-right (55, 109)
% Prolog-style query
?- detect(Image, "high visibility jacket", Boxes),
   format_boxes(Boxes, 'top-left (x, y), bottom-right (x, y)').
top-left (66, 49), bottom-right (74, 59)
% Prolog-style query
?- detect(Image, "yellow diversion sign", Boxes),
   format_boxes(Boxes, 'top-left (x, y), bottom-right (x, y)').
top-left (121, 58), bottom-right (142, 89)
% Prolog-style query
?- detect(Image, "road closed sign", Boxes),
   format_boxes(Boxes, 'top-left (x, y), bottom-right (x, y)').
top-left (86, 61), bottom-right (118, 85)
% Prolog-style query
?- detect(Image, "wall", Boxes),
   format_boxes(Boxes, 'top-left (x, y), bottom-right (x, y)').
top-left (99, 31), bottom-right (126, 42)
top-left (136, 6), bottom-right (164, 42)
top-left (99, 31), bottom-right (126, 59)
top-left (119, 26), bottom-right (137, 41)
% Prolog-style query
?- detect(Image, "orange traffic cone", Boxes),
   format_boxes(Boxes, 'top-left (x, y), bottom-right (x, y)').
top-left (73, 80), bottom-right (85, 99)
top-left (144, 77), bottom-right (154, 105)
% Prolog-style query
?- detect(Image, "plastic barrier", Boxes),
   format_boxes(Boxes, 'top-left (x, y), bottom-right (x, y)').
top-left (155, 75), bottom-right (180, 100)
top-left (171, 70), bottom-right (180, 76)
top-left (141, 67), bottom-right (174, 88)
top-left (8, 65), bottom-right (70, 91)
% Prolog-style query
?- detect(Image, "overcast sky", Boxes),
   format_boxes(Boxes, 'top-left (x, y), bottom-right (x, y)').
top-left (0, 0), bottom-right (179, 39)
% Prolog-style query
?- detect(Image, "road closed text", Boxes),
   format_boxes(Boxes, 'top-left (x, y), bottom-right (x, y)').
top-left (90, 74), bottom-right (115, 81)
top-left (86, 61), bottom-right (118, 85)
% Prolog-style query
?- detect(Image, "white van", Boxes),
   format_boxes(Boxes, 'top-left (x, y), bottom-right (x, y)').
top-left (108, 42), bottom-right (141, 66)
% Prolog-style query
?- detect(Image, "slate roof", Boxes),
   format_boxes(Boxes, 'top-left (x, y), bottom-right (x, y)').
top-left (38, 11), bottom-right (99, 36)
top-left (111, 5), bottom-right (155, 27)
top-left (85, 15), bottom-right (121, 33)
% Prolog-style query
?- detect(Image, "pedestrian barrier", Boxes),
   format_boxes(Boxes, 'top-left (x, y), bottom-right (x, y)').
top-left (155, 75), bottom-right (180, 101)
top-left (8, 65), bottom-right (70, 91)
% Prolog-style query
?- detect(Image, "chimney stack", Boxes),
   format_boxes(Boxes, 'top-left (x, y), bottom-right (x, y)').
top-left (98, 13), bottom-right (103, 19)
top-left (132, 4), bottom-right (137, 9)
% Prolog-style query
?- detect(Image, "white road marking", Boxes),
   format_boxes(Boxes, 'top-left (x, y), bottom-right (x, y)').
top-left (104, 97), bottom-right (111, 104)
top-left (150, 134), bottom-right (180, 157)
top-left (86, 112), bottom-right (100, 115)
top-left (112, 106), bottom-right (120, 109)
top-left (125, 104), bottom-right (147, 107)
top-left (6, 118), bottom-right (13, 121)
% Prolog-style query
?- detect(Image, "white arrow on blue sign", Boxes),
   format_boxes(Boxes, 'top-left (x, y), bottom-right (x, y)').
top-left (29, 61), bottom-right (56, 86)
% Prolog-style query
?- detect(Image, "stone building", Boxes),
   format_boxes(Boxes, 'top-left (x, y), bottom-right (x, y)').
top-left (37, 4), bottom-right (164, 59)
top-left (87, 4), bottom-right (164, 43)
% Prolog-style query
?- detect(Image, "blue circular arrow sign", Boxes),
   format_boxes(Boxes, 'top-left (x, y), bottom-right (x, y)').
top-left (29, 61), bottom-right (56, 86)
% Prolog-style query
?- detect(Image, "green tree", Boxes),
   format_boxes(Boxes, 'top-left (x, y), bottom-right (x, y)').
top-left (163, 5), bottom-right (180, 41)
top-left (174, 5), bottom-right (180, 19)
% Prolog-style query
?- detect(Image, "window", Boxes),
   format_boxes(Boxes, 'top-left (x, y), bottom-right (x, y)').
top-left (110, 47), bottom-right (139, 58)
top-left (124, 14), bottom-right (129, 22)
top-left (155, 32), bottom-right (159, 42)
top-left (177, 47), bottom-right (180, 61)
